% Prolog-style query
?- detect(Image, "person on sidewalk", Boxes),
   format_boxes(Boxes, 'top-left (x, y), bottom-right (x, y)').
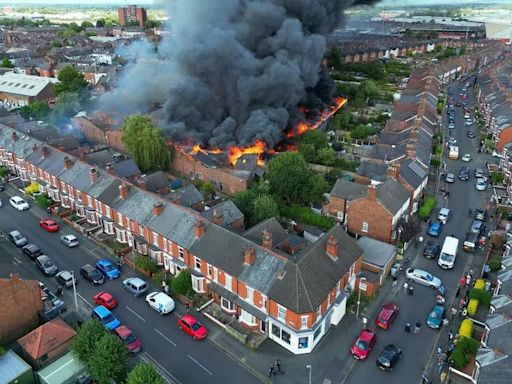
top-left (403, 281), bottom-right (408, 294)
top-left (415, 321), bottom-right (421, 334)
top-left (455, 285), bottom-right (461, 298)
top-left (449, 330), bottom-right (454, 342)
top-left (392, 275), bottom-right (398, 287)
top-left (275, 359), bottom-right (283, 374)
top-left (405, 322), bottom-right (411, 333)
top-left (268, 365), bottom-right (275, 378)
top-left (460, 275), bottom-right (466, 288)
top-left (450, 307), bottom-right (457, 320)
top-left (437, 346), bottom-right (443, 356)
top-left (422, 371), bottom-right (429, 384)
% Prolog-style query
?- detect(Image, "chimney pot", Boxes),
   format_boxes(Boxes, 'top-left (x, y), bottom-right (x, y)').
top-left (152, 201), bottom-right (164, 216)
top-left (195, 221), bottom-right (206, 238)
top-left (11, 131), bottom-right (18, 141)
top-left (262, 229), bottom-right (273, 249)
top-left (326, 235), bottom-right (339, 259)
top-left (90, 167), bottom-right (98, 183)
top-left (244, 247), bottom-right (256, 266)
top-left (64, 156), bottom-right (72, 169)
top-left (387, 163), bottom-right (400, 180)
top-left (213, 208), bottom-right (223, 225)
top-left (367, 184), bottom-right (378, 200)
top-left (119, 183), bottom-right (129, 199)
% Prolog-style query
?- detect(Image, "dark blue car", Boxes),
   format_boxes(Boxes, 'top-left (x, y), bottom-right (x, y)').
top-left (428, 222), bottom-right (442, 237)
top-left (96, 258), bottom-right (120, 280)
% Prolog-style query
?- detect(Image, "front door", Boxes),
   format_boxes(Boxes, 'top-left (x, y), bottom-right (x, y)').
top-left (260, 320), bottom-right (267, 334)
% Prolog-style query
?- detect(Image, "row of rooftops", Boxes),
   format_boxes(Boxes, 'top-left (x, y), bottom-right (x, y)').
top-left (0, 124), bottom-right (363, 314)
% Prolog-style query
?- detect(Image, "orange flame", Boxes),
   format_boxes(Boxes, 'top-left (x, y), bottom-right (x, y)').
top-left (227, 140), bottom-right (267, 166)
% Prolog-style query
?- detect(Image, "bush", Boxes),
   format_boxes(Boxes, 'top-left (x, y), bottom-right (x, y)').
top-left (451, 336), bottom-right (479, 370)
top-left (279, 205), bottom-right (334, 230)
top-left (490, 171), bottom-right (504, 185)
top-left (0, 166), bottom-right (7, 177)
top-left (152, 270), bottom-right (172, 287)
top-left (488, 259), bottom-right (502, 272)
top-left (418, 195), bottom-right (437, 220)
top-left (459, 319), bottom-right (474, 338)
top-left (469, 288), bottom-right (492, 307)
top-left (134, 256), bottom-right (158, 274)
top-left (69, 213), bottom-right (79, 222)
top-left (474, 279), bottom-right (485, 290)
top-left (467, 298), bottom-right (479, 316)
top-left (35, 193), bottom-right (51, 209)
top-left (171, 269), bottom-right (193, 297)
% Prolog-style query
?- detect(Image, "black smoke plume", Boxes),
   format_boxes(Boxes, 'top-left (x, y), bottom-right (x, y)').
top-left (102, 0), bottom-right (379, 149)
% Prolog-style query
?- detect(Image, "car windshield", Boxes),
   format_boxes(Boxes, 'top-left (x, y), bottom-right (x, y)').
top-left (378, 356), bottom-right (391, 366)
top-left (14, 234), bottom-right (22, 240)
top-left (104, 264), bottom-right (115, 271)
top-left (440, 253), bottom-right (454, 261)
top-left (355, 339), bottom-right (369, 350)
top-left (92, 270), bottom-right (102, 279)
top-left (43, 260), bottom-right (54, 267)
top-left (430, 310), bottom-right (441, 319)
top-left (123, 333), bottom-right (136, 344)
top-left (191, 321), bottom-right (203, 331)
top-left (103, 314), bottom-right (115, 324)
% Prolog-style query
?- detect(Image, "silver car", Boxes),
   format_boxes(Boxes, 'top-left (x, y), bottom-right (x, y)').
top-left (56, 270), bottom-right (76, 288)
top-left (475, 178), bottom-right (487, 191)
top-left (406, 268), bottom-right (442, 289)
top-left (61, 234), bottom-right (79, 248)
top-left (8, 230), bottom-right (27, 247)
top-left (36, 255), bottom-right (58, 276)
top-left (123, 277), bottom-right (148, 297)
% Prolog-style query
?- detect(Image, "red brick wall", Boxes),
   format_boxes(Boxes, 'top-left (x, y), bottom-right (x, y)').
top-left (0, 276), bottom-right (43, 344)
top-left (347, 198), bottom-right (393, 243)
top-left (497, 126), bottom-right (512, 151)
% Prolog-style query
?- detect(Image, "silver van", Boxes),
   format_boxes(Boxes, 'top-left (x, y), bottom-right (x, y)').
top-left (9, 230), bottom-right (27, 247)
top-left (122, 277), bottom-right (148, 297)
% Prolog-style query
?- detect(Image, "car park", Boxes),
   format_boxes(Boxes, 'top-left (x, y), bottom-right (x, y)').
top-left (458, 167), bottom-right (470, 181)
top-left (96, 259), bottom-right (120, 280)
top-left (22, 243), bottom-right (43, 259)
top-left (80, 264), bottom-right (105, 285)
top-left (406, 268), bottom-right (443, 289)
top-left (55, 270), bottom-right (76, 288)
top-left (428, 222), bottom-right (442, 237)
top-left (437, 208), bottom-right (451, 224)
top-left (475, 209), bottom-right (487, 221)
top-left (60, 234), bottom-right (79, 248)
top-left (375, 303), bottom-right (399, 330)
top-left (123, 277), bottom-right (148, 297)
top-left (465, 119), bottom-right (472, 126)
top-left (9, 196), bottom-right (29, 211)
top-left (93, 292), bottom-right (118, 309)
top-left (467, 131), bottom-right (475, 138)
top-left (91, 305), bottom-right (120, 331)
top-left (39, 218), bottom-right (60, 232)
top-left (445, 173), bottom-right (455, 183)
top-left (178, 314), bottom-right (208, 340)
top-left (145, 292), bottom-right (175, 315)
top-left (461, 154), bottom-right (472, 162)
top-left (114, 325), bottom-right (142, 353)
top-left (475, 178), bottom-right (487, 191)
top-left (427, 304), bottom-right (446, 329)
top-left (376, 344), bottom-right (402, 371)
top-left (8, 230), bottom-right (27, 247)
top-left (35, 255), bottom-right (58, 276)
top-left (423, 241), bottom-right (441, 259)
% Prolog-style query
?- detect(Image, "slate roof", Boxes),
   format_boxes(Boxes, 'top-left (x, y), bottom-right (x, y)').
top-left (476, 348), bottom-right (512, 384)
top-left (201, 200), bottom-right (244, 226)
top-left (357, 161), bottom-right (387, 182)
top-left (357, 236), bottom-right (396, 268)
top-left (377, 178), bottom-right (409, 215)
top-left (143, 171), bottom-right (169, 192)
top-left (330, 179), bottom-right (367, 201)
top-left (400, 158), bottom-right (428, 189)
top-left (0, 350), bottom-right (31, 383)
top-left (244, 218), bottom-right (289, 246)
top-left (169, 184), bottom-right (204, 207)
top-left (112, 159), bottom-right (141, 178)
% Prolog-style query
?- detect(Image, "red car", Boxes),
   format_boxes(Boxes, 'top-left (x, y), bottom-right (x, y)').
top-left (114, 325), bottom-right (142, 353)
top-left (178, 314), bottom-right (208, 340)
top-left (93, 292), bottom-right (118, 309)
top-left (39, 218), bottom-right (60, 232)
top-left (375, 303), bottom-right (399, 330)
top-left (350, 328), bottom-right (377, 360)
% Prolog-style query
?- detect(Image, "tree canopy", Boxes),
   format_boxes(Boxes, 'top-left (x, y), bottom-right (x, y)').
top-left (20, 100), bottom-right (50, 120)
top-left (54, 65), bottom-right (88, 95)
top-left (1, 58), bottom-right (13, 68)
top-left (121, 115), bottom-right (172, 172)
top-left (96, 19), bottom-right (105, 28)
top-left (251, 194), bottom-right (279, 225)
top-left (88, 333), bottom-right (129, 384)
top-left (71, 319), bottom-right (108, 364)
top-left (50, 92), bottom-right (82, 123)
top-left (126, 363), bottom-right (165, 384)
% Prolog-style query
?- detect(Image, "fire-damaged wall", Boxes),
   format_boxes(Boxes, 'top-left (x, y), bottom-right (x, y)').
top-left (171, 150), bottom-right (252, 196)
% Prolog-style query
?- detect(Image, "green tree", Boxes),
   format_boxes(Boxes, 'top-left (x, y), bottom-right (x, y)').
top-left (1, 58), bottom-right (13, 68)
top-left (251, 194), bottom-right (279, 224)
top-left (68, 22), bottom-right (82, 33)
top-left (300, 130), bottom-right (329, 151)
top-left (435, 44), bottom-right (444, 53)
top-left (20, 100), bottom-right (50, 120)
top-left (71, 319), bottom-right (108, 365)
top-left (121, 115), bottom-right (172, 172)
top-left (88, 333), bottom-right (129, 384)
top-left (460, 44), bottom-right (467, 55)
top-left (268, 152), bottom-right (311, 205)
top-left (127, 363), bottom-right (165, 384)
top-left (51, 92), bottom-right (82, 122)
top-left (144, 20), bottom-right (162, 29)
top-left (81, 21), bottom-right (94, 29)
top-left (298, 143), bottom-right (316, 163)
top-left (351, 124), bottom-right (376, 140)
top-left (308, 173), bottom-right (330, 205)
top-left (171, 269), bottom-right (192, 296)
top-left (316, 147), bottom-right (337, 166)
top-left (96, 19), bottom-right (105, 28)
top-left (326, 46), bottom-right (342, 69)
top-left (234, 189), bottom-right (258, 219)
top-left (54, 65), bottom-right (88, 95)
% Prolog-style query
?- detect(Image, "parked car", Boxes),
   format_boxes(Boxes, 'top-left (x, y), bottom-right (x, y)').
top-left (467, 131), bottom-right (475, 138)
top-left (91, 305), bottom-right (120, 331)
top-left (375, 303), bottom-right (399, 330)
top-left (145, 292), bottom-right (175, 315)
top-left (475, 178), bottom-right (487, 191)
top-left (96, 259), bottom-right (120, 280)
top-left (428, 222), bottom-right (442, 237)
top-left (448, 122), bottom-right (455, 129)
top-left (351, 328), bottom-right (377, 360)
top-left (406, 268), bottom-right (443, 289)
top-left (0, 197), bottom-right (2, 207)
top-left (122, 277), bottom-right (148, 297)
top-left (423, 241), bottom-right (441, 259)
top-left (427, 304), bottom-right (446, 329)
top-left (445, 173), bottom-right (455, 183)
top-left (0, 181), bottom-right (4, 191)
top-left (55, 270), bottom-right (76, 288)
top-left (376, 344), bottom-right (402, 371)
top-left (470, 220), bottom-right (486, 236)
top-left (437, 208), bottom-right (451, 224)
top-left (8, 230), bottom-right (27, 247)
top-left (474, 168), bottom-right (485, 178)
top-left (9, 196), bottom-right (29, 211)
top-left (35, 255), bottom-right (58, 276)
top-left (39, 218), bottom-right (60, 232)
top-left (22, 243), bottom-right (43, 259)
top-left (60, 234), bottom-right (79, 248)
top-left (475, 209), bottom-right (487, 221)
top-left (80, 264), bottom-right (105, 285)
top-left (93, 291), bottom-right (118, 309)
top-left (458, 166), bottom-right (470, 181)
top-left (448, 138), bottom-right (457, 146)
top-left (178, 314), bottom-right (208, 341)
top-left (461, 153), bottom-right (472, 162)
top-left (114, 325), bottom-right (142, 354)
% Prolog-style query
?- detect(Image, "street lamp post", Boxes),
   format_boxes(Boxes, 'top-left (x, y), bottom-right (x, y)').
top-left (71, 271), bottom-right (78, 313)
top-left (356, 277), bottom-right (367, 319)
top-left (306, 365), bottom-right (312, 384)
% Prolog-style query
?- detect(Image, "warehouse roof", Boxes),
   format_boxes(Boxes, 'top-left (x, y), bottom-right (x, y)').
top-left (0, 72), bottom-right (57, 97)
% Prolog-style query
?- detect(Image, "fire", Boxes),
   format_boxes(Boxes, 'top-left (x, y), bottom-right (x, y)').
top-left (228, 140), bottom-right (267, 166)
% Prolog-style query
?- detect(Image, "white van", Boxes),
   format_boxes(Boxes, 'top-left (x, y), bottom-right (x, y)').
top-left (145, 292), bottom-right (175, 315)
top-left (438, 236), bottom-right (459, 269)
top-left (449, 146), bottom-right (459, 160)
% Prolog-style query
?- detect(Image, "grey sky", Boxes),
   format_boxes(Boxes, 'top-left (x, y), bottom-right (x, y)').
top-left (0, 0), bottom-right (153, 4)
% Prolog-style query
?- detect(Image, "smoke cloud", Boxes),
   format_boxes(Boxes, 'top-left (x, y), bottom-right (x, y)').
top-left (101, 0), bottom-right (379, 149)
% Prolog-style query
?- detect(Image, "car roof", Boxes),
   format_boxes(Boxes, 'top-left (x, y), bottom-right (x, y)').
top-left (10, 230), bottom-right (22, 235)
top-left (98, 259), bottom-right (111, 265)
top-left (379, 304), bottom-right (396, 320)
top-left (64, 234), bottom-right (77, 239)
top-left (25, 243), bottom-right (39, 249)
top-left (439, 208), bottom-right (450, 214)
top-left (115, 325), bottom-right (131, 337)
top-left (97, 291), bottom-right (113, 298)
top-left (81, 264), bottom-right (95, 272)
top-left (181, 314), bottom-right (198, 324)
top-left (125, 277), bottom-right (146, 286)
top-left (359, 328), bottom-right (376, 341)
top-left (58, 270), bottom-right (72, 278)
top-left (37, 255), bottom-right (50, 261)
top-left (94, 305), bottom-right (111, 316)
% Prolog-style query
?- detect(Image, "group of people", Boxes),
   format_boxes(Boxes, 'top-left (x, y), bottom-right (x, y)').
top-left (268, 359), bottom-right (283, 377)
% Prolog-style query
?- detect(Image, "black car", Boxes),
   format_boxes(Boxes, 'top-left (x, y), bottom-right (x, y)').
top-left (467, 131), bottom-right (475, 138)
top-left (80, 264), bottom-right (105, 285)
top-left (423, 241), bottom-right (441, 259)
top-left (376, 344), bottom-right (402, 371)
top-left (22, 243), bottom-right (43, 260)
top-left (0, 181), bottom-right (4, 191)
top-left (475, 209), bottom-right (487, 221)
top-left (459, 167), bottom-right (470, 181)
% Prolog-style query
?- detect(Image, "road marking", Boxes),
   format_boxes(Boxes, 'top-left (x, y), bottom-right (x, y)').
top-left (126, 306), bottom-right (146, 322)
top-left (154, 328), bottom-right (176, 346)
top-left (187, 354), bottom-right (213, 376)
top-left (12, 256), bottom-right (23, 264)
top-left (139, 352), bottom-right (181, 384)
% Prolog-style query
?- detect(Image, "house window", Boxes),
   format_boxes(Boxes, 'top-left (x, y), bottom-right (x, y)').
top-left (225, 274), bottom-right (232, 291)
top-left (194, 257), bottom-right (201, 271)
top-left (103, 220), bottom-right (114, 235)
top-left (105, 206), bottom-right (111, 218)
top-left (178, 247), bottom-right (184, 261)
top-left (298, 337), bottom-right (309, 349)
top-left (221, 297), bottom-right (235, 312)
top-left (213, 267), bottom-right (218, 282)
top-left (240, 309), bottom-right (256, 326)
top-left (362, 222), bottom-right (369, 233)
top-left (271, 324), bottom-right (280, 338)
top-left (139, 225), bottom-right (144, 237)
top-left (301, 315), bottom-right (309, 329)
top-left (207, 265), bottom-right (213, 278)
top-left (61, 194), bottom-right (70, 208)
top-left (150, 249), bottom-right (162, 265)
top-left (281, 330), bottom-right (291, 344)
top-left (117, 213), bottom-right (123, 226)
top-left (316, 306), bottom-right (322, 321)
top-left (191, 274), bottom-right (205, 293)
top-left (115, 227), bottom-right (127, 244)
top-left (246, 287), bottom-right (254, 304)
top-left (75, 202), bottom-right (85, 217)
top-left (277, 305), bottom-right (286, 321)
top-left (261, 295), bottom-right (267, 311)
top-left (86, 208), bottom-right (96, 224)
top-left (152, 231), bottom-right (159, 247)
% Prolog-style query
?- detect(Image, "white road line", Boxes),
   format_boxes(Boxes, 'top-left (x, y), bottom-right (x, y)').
top-left (139, 352), bottom-right (182, 384)
top-left (12, 256), bottom-right (23, 264)
top-left (154, 328), bottom-right (177, 347)
top-left (126, 306), bottom-right (146, 322)
top-left (187, 354), bottom-right (213, 376)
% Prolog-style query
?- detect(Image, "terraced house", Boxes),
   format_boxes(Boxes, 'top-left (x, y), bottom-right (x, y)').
top-left (0, 125), bottom-right (363, 354)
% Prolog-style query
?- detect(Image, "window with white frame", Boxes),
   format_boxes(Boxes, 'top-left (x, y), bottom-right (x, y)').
top-left (207, 265), bottom-right (213, 278)
top-left (115, 227), bottom-right (127, 243)
top-left (316, 306), bottom-right (322, 320)
top-left (301, 315), bottom-right (309, 329)
top-left (105, 206), bottom-right (111, 218)
top-left (61, 194), bottom-right (70, 208)
top-left (194, 257), bottom-right (201, 271)
top-left (150, 249), bottom-right (162, 265)
top-left (221, 297), bottom-right (235, 312)
top-left (75, 202), bottom-right (85, 217)
top-left (117, 212), bottom-right (123, 226)
top-left (224, 273), bottom-right (232, 291)
top-left (86, 208), bottom-right (96, 224)
top-left (103, 219), bottom-right (114, 235)
top-left (191, 275), bottom-right (205, 293)
top-left (277, 305), bottom-right (286, 321)
top-left (139, 225), bottom-right (144, 237)
top-left (152, 231), bottom-right (159, 247)
top-left (178, 247), bottom-right (184, 261)
top-left (261, 295), bottom-right (267, 311)
top-left (240, 309), bottom-right (256, 326)
top-left (213, 267), bottom-right (218, 282)
top-left (362, 222), bottom-right (369, 233)
top-left (246, 287), bottom-right (254, 304)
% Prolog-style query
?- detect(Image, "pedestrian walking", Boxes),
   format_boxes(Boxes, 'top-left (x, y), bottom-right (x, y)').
top-left (460, 275), bottom-right (466, 287)
top-left (268, 365), bottom-right (275, 378)
top-left (422, 371), bottom-right (429, 384)
top-left (442, 318), bottom-right (449, 327)
top-left (449, 330), bottom-right (454, 341)
top-left (162, 280), bottom-right (167, 292)
top-left (185, 302), bottom-right (190, 313)
top-left (275, 359), bottom-right (282, 374)
top-left (437, 347), bottom-right (443, 356)
top-left (405, 322), bottom-right (411, 333)
top-left (392, 275), bottom-right (398, 287)
top-left (408, 285), bottom-right (414, 296)
top-left (403, 281), bottom-right (409, 294)
top-left (459, 297), bottom-right (466, 309)
top-left (468, 208), bottom-right (472, 217)
top-left (164, 284), bottom-right (169, 295)
top-left (415, 321), bottom-right (421, 334)
top-left (455, 285), bottom-right (461, 298)
top-left (451, 307), bottom-right (457, 320)
top-left (466, 274), bottom-right (472, 287)
top-left (462, 307), bottom-right (468, 317)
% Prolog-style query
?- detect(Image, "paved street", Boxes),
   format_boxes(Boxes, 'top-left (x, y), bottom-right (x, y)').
top-left (0, 191), bottom-right (261, 384)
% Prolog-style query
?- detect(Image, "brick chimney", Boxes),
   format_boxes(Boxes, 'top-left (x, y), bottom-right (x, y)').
top-left (244, 247), bottom-right (256, 266)
top-left (194, 220), bottom-right (205, 238)
top-left (64, 156), bottom-right (73, 169)
top-left (90, 168), bottom-right (98, 183)
top-left (326, 235), bottom-right (339, 259)
top-left (213, 209), bottom-right (223, 225)
top-left (406, 143), bottom-right (416, 159)
top-left (138, 176), bottom-right (147, 190)
top-left (11, 131), bottom-right (18, 141)
top-left (32, 143), bottom-right (38, 152)
top-left (119, 183), bottom-right (129, 199)
top-left (42, 145), bottom-right (49, 158)
top-left (152, 201), bottom-right (164, 216)
top-left (262, 229), bottom-right (273, 249)
top-left (367, 183), bottom-right (378, 200)
top-left (387, 163), bottom-right (400, 180)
